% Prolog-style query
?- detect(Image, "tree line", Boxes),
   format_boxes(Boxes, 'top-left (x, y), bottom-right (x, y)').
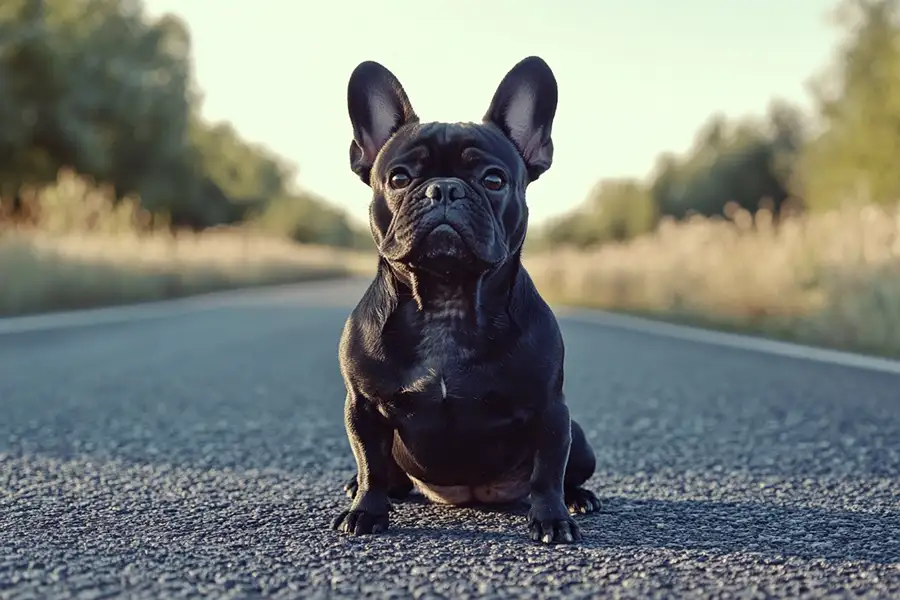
top-left (539, 0), bottom-right (900, 249)
top-left (0, 0), bottom-right (369, 247)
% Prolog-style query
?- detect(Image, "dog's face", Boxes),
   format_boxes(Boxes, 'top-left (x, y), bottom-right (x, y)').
top-left (346, 57), bottom-right (558, 278)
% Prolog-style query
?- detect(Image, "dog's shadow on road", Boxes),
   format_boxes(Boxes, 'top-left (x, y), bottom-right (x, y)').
top-left (386, 493), bottom-right (898, 564)
top-left (572, 495), bottom-right (897, 564)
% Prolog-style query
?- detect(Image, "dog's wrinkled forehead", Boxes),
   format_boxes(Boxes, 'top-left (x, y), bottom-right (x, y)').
top-left (374, 121), bottom-right (526, 182)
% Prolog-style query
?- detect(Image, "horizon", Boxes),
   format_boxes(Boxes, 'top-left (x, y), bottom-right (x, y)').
top-left (143, 0), bottom-right (842, 228)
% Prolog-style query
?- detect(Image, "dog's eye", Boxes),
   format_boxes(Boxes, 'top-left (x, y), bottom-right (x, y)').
top-left (482, 172), bottom-right (506, 191)
top-left (389, 170), bottom-right (412, 189)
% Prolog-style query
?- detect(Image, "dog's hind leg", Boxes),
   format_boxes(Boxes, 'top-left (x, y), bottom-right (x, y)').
top-left (563, 419), bottom-right (602, 514)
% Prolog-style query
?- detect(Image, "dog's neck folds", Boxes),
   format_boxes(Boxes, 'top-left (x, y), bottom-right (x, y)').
top-left (391, 257), bottom-right (518, 330)
top-left (414, 274), bottom-right (475, 321)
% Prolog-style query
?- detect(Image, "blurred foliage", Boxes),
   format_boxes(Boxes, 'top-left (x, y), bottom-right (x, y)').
top-left (0, 0), bottom-right (367, 247)
top-left (539, 0), bottom-right (900, 248)
top-left (542, 178), bottom-right (657, 248)
top-left (798, 0), bottom-right (900, 209)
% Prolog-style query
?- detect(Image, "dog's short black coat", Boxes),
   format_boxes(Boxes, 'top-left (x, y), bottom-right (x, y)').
top-left (332, 56), bottom-right (600, 544)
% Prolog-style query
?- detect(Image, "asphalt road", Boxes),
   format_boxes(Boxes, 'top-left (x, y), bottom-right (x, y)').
top-left (1, 277), bottom-right (898, 599)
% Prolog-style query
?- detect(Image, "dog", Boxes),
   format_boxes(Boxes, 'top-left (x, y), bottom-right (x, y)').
top-left (332, 56), bottom-right (600, 544)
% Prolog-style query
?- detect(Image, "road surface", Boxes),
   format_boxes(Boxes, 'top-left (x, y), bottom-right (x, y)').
top-left (1, 278), bottom-right (898, 599)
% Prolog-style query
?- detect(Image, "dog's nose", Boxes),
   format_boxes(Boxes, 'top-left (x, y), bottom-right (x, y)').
top-left (425, 180), bottom-right (465, 204)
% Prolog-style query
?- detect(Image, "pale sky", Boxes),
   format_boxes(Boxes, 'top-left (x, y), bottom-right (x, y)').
top-left (144, 0), bottom-right (841, 227)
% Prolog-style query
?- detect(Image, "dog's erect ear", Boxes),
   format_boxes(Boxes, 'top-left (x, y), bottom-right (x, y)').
top-left (483, 56), bottom-right (558, 181)
top-left (347, 61), bottom-right (418, 183)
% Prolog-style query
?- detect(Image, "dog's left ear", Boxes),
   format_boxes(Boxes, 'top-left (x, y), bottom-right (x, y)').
top-left (347, 61), bottom-right (418, 184)
top-left (484, 56), bottom-right (558, 181)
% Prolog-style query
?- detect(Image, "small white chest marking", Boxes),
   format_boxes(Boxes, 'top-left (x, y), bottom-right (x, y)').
top-left (439, 377), bottom-right (447, 399)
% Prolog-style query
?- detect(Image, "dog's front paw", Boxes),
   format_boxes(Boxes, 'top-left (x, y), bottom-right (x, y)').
top-left (331, 508), bottom-right (389, 535)
top-left (332, 490), bottom-right (391, 536)
top-left (343, 475), bottom-right (359, 499)
top-left (527, 500), bottom-right (583, 544)
top-left (565, 486), bottom-right (602, 515)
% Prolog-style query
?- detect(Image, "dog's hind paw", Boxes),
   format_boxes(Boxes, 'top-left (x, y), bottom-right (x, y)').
top-left (343, 473), bottom-right (412, 501)
top-left (343, 475), bottom-right (359, 499)
top-left (565, 486), bottom-right (602, 515)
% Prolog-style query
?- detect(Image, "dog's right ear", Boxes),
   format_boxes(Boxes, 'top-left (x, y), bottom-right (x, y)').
top-left (484, 56), bottom-right (558, 182)
top-left (347, 61), bottom-right (418, 184)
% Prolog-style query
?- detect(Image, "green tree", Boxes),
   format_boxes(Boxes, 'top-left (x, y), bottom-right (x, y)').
top-left (541, 178), bottom-right (657, 247)
top-left (587, 178), bottom-right (657, 243)
top-left (0, 0), bottom-right (195, 205)
top-left (797, 0), bottom-right (900, 209)
top-left (0, 0), bottom-right (365, 246)
top-left (652, 106), bottom-right (805, 221)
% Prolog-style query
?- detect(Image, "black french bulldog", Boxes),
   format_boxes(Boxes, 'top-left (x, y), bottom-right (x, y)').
top-left (333, 56), bottom-right (600, 545)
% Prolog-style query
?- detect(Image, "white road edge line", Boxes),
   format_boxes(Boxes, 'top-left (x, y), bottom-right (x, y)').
top-left (555, 306), bottom-right (900, 376)
top-left (0, 277), bottom-right (366, 336)
top-left (2, 278), bottom-right (899, 377)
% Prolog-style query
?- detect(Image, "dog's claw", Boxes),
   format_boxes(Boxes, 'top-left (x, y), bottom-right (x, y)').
top-left (565, 487), bottom-right (601, 515)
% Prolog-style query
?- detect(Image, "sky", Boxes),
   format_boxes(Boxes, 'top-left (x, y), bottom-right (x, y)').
top-left (143, 0), bottom-right (843, 227)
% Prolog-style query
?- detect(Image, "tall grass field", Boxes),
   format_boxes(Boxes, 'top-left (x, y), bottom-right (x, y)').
top-left (526, 204), bottom-right (900, 358)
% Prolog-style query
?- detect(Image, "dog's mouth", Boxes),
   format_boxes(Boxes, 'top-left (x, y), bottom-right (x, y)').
top-left (423, 224), bottom-right (466, 258)
top-left (410, 223), bottom-right (479, 275)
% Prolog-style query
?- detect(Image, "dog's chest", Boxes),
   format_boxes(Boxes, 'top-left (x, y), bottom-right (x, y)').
top-left (399, 295), bottom-right (475, 402)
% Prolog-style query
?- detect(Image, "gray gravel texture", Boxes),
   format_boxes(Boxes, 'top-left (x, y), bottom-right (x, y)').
top-left (1, 279), bottom-right (898, 599)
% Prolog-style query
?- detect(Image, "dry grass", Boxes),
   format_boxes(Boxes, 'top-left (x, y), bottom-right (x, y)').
top-left (0, 171), bottom-right (374, 317)
top-left (0, 231), bottom-right (374, 316)
top-left (526, 203), bottom-right (900, 358)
